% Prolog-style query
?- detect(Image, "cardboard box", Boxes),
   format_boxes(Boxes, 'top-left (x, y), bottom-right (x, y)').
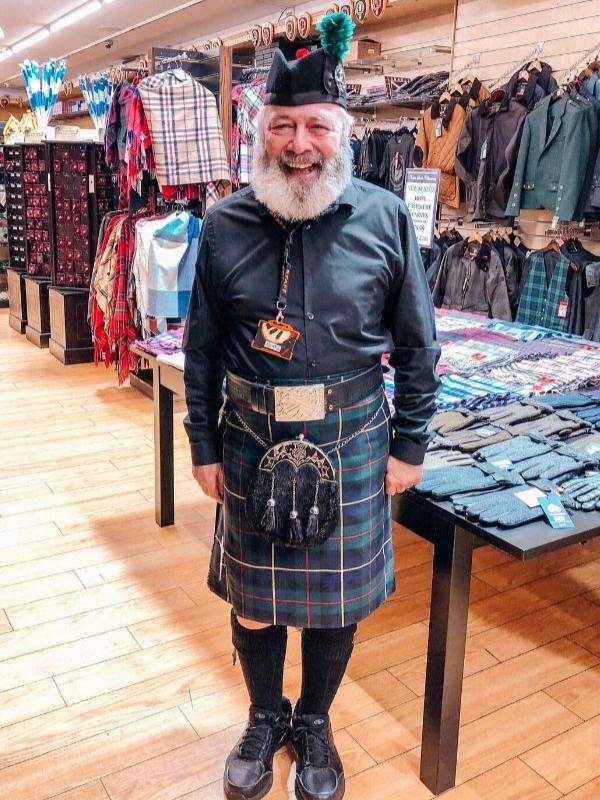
top-left (346, 39), bottom-right (381, 63)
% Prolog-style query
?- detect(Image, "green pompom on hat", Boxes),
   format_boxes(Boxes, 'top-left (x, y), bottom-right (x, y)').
top-left (264, 11), bottom-right (356, 108)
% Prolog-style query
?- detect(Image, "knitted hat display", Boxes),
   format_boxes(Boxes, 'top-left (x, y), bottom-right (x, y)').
top-left (264, 12), bottom-right (355, 108)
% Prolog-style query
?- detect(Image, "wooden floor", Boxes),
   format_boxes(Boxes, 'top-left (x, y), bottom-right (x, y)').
top-left (4, 310), bottom-right (600, 799)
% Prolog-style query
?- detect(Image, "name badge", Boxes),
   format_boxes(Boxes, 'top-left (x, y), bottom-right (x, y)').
top-left (251, 319), bottom-right (301, 361)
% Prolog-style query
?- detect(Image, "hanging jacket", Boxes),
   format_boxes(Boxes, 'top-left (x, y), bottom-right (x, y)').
top-left (432, 239), bottom-right (512, 319)
top-left (516, 249), bottom-right (571, 332)
top-left (455, 92), bottom-right (527, 223)
top-left (506, 94), bottom-right (598, 221)
top-left (505, 62), bottom-right (558, 111)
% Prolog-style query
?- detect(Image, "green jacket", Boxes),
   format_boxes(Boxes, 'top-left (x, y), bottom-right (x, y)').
top-left (506, 94), bottom-right (598, 221)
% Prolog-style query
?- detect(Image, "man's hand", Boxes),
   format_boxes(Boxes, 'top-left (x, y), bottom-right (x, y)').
top-left (192, 463), bottom-right (224, 503)
top-left (385, 456), bottom-right (423, 496)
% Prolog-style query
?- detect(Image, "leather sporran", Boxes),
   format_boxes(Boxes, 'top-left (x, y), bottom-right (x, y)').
top-left (246, 436), bottom-right (339, 548)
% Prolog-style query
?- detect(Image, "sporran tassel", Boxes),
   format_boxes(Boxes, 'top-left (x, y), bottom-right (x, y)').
top-left (288, 475), bottom-right (304, 546)
top-left (260, 474), bottom-right (277, 533)
top-left (305, 479), bottom-right (321, 542)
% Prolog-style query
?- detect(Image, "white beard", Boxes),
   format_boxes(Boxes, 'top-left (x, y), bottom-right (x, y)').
top-left (250, 137), bottom-right (354, 223)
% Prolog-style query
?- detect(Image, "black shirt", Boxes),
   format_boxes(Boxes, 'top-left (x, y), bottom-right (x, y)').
top-left (183, 178), bottom-right (440, 466)
top-left (379, 132), bottom-right (415, 197)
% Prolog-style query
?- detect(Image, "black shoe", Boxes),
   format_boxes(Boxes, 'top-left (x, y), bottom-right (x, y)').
top-left (292, 705), bottom-right (345, 800)
top-left (224, 698), bottom-right (292, 800)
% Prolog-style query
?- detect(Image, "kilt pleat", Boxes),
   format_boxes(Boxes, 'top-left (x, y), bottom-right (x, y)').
top-left (208, 384), bottom-right (395, 629)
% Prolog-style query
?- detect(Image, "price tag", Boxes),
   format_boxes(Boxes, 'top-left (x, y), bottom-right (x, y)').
top-left (490, 458), bottom-right (513, 469)
top-left (586, 444), bottom-right (600, 455)
top-left (515, 487), bottom-right (546, 508)
top-left (435, 118), bottom-right (443, 138)
top-left (557, 299), bottom-right (568, 319)
top-left (88, 174), bottom-right (95, 194)
top-left (480, 139), bottom-right (488, 160)
top-left (473, 425), bottom-right (501, 439)
top-left (539, 494), bottom-right (574, 529)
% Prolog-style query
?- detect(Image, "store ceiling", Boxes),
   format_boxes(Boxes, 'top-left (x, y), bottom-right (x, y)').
top-left (0, 0), bottom-right (287, 87)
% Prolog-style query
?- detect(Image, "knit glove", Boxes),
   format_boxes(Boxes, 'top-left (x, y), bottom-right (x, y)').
top-left (416, 464), bottom-right (521, 500)
top-left (575, 406), bottom-right (600, 425)
top-left (456, 485), bottom-right (577, 528)
top-left (428, 423), bottom-right (512, 453)
top-left (475, 433), bottom-right (554, 465)
top-left (423, 449), bottom-right (475, 470)
top-left (515, 445), bottom-right (592, 481)
top-left (482, 401), bottom-right (548, 426)
top-left (430, 410), bottom-right (484, 435)
top-left (559, 473), bottom-right (600, 510)
top-left (513, 410), bottom-right (590, 439)
top-left (568, 431), bottom-right (600, 456)
top-left (531, 392), bottom-right (597, 411)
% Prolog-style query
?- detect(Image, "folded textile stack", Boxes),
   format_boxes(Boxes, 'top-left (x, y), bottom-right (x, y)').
top-left (134, 327), bottom-right (184, 356)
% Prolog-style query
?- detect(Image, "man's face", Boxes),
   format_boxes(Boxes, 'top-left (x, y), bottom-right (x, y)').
top-left (264, 104), bottom-right (343, 184)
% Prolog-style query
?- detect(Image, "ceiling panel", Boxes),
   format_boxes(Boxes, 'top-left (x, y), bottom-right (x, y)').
top-left (0, 0), bottom-right (285, 86)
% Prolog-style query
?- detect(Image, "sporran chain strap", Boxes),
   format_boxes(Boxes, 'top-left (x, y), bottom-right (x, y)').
top-left (232, 397), bottom-right (387, 455)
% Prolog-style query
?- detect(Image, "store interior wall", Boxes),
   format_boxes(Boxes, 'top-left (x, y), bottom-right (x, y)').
top-left (449, 0), bottom-right (600, 254)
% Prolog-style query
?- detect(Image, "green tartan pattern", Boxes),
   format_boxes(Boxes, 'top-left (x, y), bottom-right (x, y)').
top-left (208, 384), bottom-right (395, 629)
top-left (516, 251), bottom-right (570, 332)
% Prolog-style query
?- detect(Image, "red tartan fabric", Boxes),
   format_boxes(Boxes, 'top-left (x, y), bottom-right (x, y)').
top-left (108, 215), bottom-right (142, 384)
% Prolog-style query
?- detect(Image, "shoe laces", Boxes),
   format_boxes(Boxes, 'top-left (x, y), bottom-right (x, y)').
top-left (293, 722), bottom-right (330, 768)
top-left (238, 721), bottom-right (272, 762)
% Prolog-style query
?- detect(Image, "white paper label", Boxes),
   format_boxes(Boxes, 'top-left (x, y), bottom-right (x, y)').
top-left (515, 487), bottom-right (546, 508)
top-left (490, 458), bottom-right (513, 469)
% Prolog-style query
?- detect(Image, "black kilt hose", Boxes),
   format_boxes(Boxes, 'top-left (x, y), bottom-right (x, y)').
top-left (207, 381), bottom-right (395, 629)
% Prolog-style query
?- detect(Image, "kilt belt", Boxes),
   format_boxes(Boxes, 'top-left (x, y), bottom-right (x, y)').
top-left (226, 364), bottom-right (382, 421)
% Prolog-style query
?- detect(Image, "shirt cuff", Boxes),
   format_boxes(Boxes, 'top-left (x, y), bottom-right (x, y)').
top-left (389, 436), bottom-right (427, 466)
top-left (190, 438), bottom-right (223, 466)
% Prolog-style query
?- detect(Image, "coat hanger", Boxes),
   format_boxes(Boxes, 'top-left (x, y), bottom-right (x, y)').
top-left (528, 58), bottom-right (543, 73)
top-left (438, 89), bottom-right (452, 103)
top-left (518, 69), bottom-right (530, 82)
top-left (544, 237), bottom-right (562, 252)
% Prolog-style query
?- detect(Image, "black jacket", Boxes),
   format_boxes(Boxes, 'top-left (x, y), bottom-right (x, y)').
top-left (455, 92), bottom-right (527, 223)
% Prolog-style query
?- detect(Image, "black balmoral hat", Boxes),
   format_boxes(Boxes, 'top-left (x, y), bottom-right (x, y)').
top-left (265, 12), bottom-right (355, 108)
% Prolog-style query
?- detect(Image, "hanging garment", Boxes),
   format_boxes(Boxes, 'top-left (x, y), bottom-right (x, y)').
top-left (516, 249), bottom-right (572, 332)
top-left (138, 69), bottom-right (230, 206)
top-left (506, 94), bottom-right (598, 221)
top-left (432, 239), bottom-right (512, 320)
top-left (378, 130), bottom-right (415, 197)
top-left (504, 62), bottom-right (558, 111)
top-left (231, 81), bottom-right (265, 187)
top-left (146, 213), bottom-right (201, 320)
top-left (455, 91), bottom-right (527, 223)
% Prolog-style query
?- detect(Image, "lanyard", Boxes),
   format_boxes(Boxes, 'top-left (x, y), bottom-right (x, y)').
top-left (275, 225), bottom-right (299, 322)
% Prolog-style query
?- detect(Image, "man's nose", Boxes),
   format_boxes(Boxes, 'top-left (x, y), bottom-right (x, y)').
top-left (287, 124), bottom-right (312, 154)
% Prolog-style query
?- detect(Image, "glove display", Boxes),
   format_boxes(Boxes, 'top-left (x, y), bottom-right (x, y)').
top-left (515, 446), bottom-right (592, 481)
top-left (416, 464), bottom-right (521, 500)
top-left (426, 423), bottom-right (512, 453)
top-left (559, 474), bottom-right (600, 510)
top-left (454, 485), bottom-right (576, 528)
top-left (423, 449), bottom-right (475, 470)
top-left (511, 410), bottom-right (589, 439)
top-left (430, 410), bottom-right (483, 435)
top-left (575, 406), bottom-right (600, 425)
top-left (530, 392), bottom-right (596, 411)
top-left (482, 401), bottom-right (549, 426)
top-left (475, 433), bottom-right (554, 465)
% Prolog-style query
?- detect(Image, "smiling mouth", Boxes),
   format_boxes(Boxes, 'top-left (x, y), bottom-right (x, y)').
top-left (281, 163), bottom-right (322, 177)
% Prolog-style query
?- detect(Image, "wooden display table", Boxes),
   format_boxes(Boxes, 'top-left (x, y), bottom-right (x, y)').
top-left (24, 275), bottom-right (51, 348)
top-left (6, 266), bottom-right (27, 334)
top-left (48, 287), bottom-right (93, 364)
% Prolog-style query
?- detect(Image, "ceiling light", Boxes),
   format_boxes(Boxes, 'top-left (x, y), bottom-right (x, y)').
top-left (0, 26), bottom-right (5, 39)
top-left (0, 48), bottom-right (13, 62)
top-left (12, 28), bottom-right (50, 54)
top-left (50, 1), bottom-right (102, 33)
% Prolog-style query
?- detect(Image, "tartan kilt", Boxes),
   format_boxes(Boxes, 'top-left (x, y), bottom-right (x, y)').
top-left (207, 382), bottom-right (396, 629)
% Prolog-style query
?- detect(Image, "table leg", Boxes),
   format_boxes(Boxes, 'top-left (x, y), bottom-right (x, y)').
top-left (154, 364), bottom-right (174, 527)
top-left (420, 525), bottom-right (474, 794)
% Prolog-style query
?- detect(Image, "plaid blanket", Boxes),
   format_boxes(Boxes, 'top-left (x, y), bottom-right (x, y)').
top-left (209, 383), bottom-right (395, 628)
top-left (138, 69), bottom-right (230, 204)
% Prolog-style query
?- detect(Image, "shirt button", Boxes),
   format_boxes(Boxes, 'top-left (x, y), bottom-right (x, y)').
top-left (307, 312), bottom-right (314, 320)
top-left (306, 224), bottom-right (311, 230)
top-left (311, 360), bottom-right (317, 368)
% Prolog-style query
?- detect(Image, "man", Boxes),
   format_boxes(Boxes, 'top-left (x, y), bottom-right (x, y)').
top-left (183, 13), bottom-right (440, 800)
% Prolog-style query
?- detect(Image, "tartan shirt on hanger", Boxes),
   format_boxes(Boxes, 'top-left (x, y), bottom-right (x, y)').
top-left (138, 69), bottom-right (230, 207)
top-left (233, 81), bottom-right (265, 186)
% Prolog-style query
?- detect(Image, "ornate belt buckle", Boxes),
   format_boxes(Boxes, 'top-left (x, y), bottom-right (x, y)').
top-left (274, 384), bottom-right (326, 422)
